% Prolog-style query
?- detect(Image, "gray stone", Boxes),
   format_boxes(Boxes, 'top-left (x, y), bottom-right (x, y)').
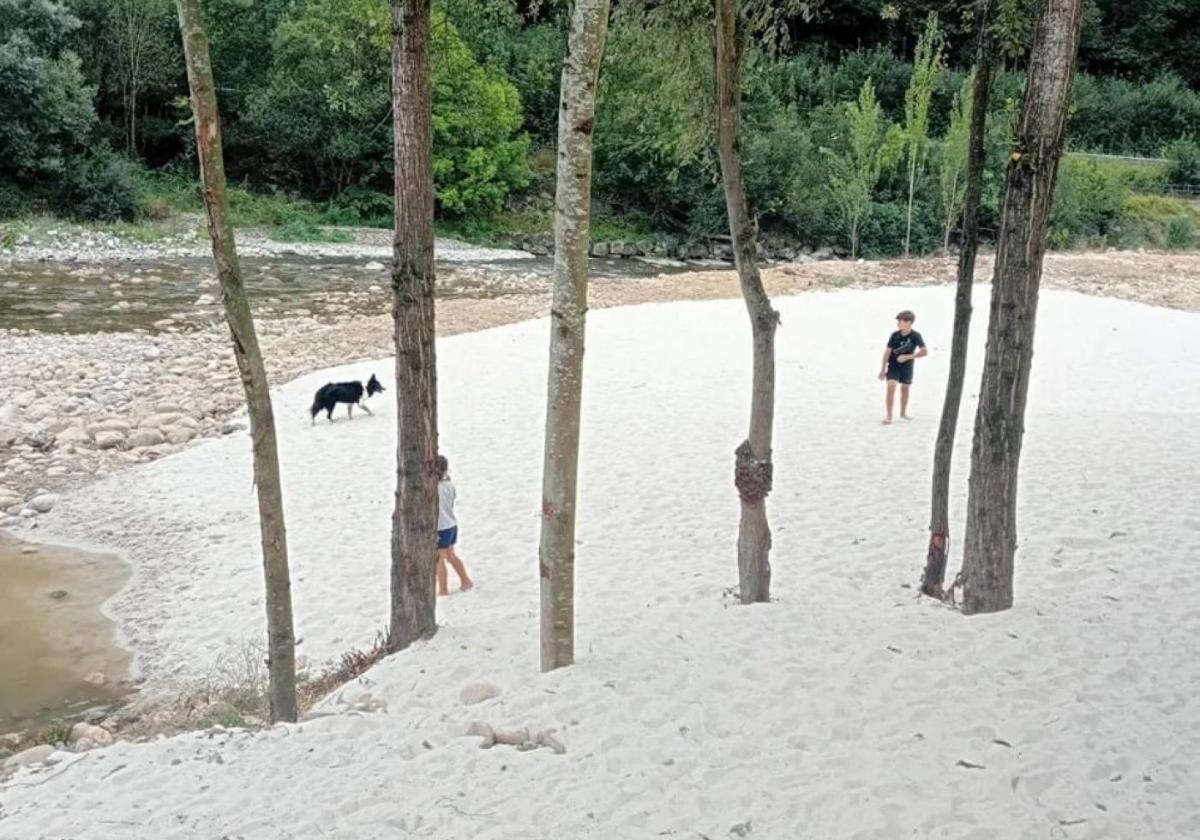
top-left (459, 681), bottom-right (501, 706)
top-left (128, 429), bottom-right (167, 449)
top-left (93, 430), bottom-right (126, 449)
top-left (27, 493), bottom-right (58, 513)
top-left (4, 745), bottom-right (58, 769)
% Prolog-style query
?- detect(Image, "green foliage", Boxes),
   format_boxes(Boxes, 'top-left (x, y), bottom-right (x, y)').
top-left (825, 80), bottom-right (904, 258)
top-left (1069, 73), bottom-right (1200, 157)
top-left (269, 219), bottom-right (353, 244)
top-left (901, 14), bottom-right (944, 254)
top-left (246, 0), bottom-right (529, 216)
top-left (1048, 158), bottom-right (1127, 248)
top-left (1165, 137), bottom-right (1200, 187)
top-left (938, 71), bottom-right (972, 248)
top-left (593, 9), bottom-right (715, 227)
top-left (0, 0), bottom-right (96, 180)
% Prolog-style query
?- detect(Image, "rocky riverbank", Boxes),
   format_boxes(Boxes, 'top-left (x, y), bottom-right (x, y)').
top-left (3, 248), bottom-right (1198, 521)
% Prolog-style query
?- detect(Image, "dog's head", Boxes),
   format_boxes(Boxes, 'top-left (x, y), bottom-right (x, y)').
top-left (366, 374), bottom-right (385, 397)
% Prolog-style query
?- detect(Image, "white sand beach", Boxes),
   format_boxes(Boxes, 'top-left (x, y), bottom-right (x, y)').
top-left (2, 286), bottom-right (1198, 839)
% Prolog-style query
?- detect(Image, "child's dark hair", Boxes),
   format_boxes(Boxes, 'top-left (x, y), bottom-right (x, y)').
top-left (896, 310), bottom-right (916, 322)
top-left (436, 455), bottom-right (449, 478)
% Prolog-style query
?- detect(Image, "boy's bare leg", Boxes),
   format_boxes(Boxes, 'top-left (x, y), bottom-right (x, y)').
top-left (447, 548), bottom-right (474, 591)
top-left (900, 384), bottom-right (912, 420)
top-left (883, 380), bottom-right (896, 424)
top-left (437, 552), bottom-right (450, 596)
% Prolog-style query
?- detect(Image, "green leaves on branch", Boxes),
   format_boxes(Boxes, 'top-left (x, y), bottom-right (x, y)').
top-left (246, 0), bottom-right (530, 216)
top-left (825, 80), bottom-right (904, 259)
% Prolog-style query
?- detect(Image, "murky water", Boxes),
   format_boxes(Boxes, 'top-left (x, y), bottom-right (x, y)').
top-left (0, 535), bottom-right (131, 732)
top-left (0, 254), bottom-right (696, 334)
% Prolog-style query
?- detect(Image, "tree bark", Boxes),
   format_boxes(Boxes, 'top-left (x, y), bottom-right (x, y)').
top-left (715, 0), bottom-right (779, 605)
top-left (922, 0), bottom-right (994, 598)
top-left (174, 0), bottom-right (297, 722)
top-left (960, 0), bottom-right (1083, 614)
top-left (539, 0), bottom-right (610, 673)
top-left (387, 0), bottom-right (440, 652)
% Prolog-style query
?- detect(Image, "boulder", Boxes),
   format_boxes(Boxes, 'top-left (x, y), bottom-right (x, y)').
top-left (138, 413), bottom-right (183, 430)
top-left (128, 429), bottom-right (166, 448)
top-left (70, 723), bottom-right (114, 750)
top-left (4, 745), bottom-right (59, 769)
top-left (93, 430), bottom-right (126, 449)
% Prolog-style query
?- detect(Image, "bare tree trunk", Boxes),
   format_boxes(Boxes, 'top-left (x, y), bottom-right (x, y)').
top-left (387, 0), bottom-right (439, 651)
top-left (715, 0), bottom-right (779, 604)
top-left (922, 0), bottom-right (994, 598)
top-left (174, 0), bottom-right (297, 722)
top-left (539, 0), bottom-right (610, 673)
top-left (960, 0), bottom-right (1083, 614)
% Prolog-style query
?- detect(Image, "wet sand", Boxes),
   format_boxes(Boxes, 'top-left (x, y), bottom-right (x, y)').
top-left (0, 535), bottom-right (131, 732)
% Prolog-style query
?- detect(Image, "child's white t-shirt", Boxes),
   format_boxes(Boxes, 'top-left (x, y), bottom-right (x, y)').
top-left (438, 478), bottom-right (457, 530)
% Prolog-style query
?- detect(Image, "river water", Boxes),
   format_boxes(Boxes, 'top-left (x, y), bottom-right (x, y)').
top-left (0, 253), bottom-right (700, 334)
top-left (0, 535), bottom-right (131, 733)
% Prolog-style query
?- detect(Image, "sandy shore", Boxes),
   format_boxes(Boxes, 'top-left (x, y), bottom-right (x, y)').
top-left (3, 250), bottom-right (1198, 513)
top-left (2, 285), bottom-right (1197, 838)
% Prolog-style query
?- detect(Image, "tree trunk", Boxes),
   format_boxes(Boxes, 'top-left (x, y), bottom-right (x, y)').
top-left (715, 0), bottom-right (779, 605)
top-left (539, 0), bottom-right (609, 673)
top-left (960, 0), bottom-right (1083, 615)
top-left (174, 0), bottom-right (297, 722)
top-left (922, 0), bottom-right (994, 598)
top-left (387, 0), bottom-right (440, 652)
top-left (905, 164), bottom-right (916, 257)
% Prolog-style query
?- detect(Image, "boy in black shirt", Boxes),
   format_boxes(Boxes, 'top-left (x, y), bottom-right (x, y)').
top-left (877, 309), bottom-right (927, 424)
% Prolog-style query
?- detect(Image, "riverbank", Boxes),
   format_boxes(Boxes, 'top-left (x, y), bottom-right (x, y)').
top-left (3, 284), bottom-right (1197, 838)
top-left (3, 249), bottom-right (1198, 513)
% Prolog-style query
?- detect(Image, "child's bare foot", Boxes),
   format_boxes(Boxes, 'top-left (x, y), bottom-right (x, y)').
top-left (901, 413), bottom-right (912, 421)
top-left (882, 418), bottom-right (893, 425)
top-left (461, 581), bottom-right (474, 592)
top-left (438, 589), bottom-right (450, 597)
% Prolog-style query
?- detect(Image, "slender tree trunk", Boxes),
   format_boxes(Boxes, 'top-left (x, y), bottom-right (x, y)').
top-left (905, 164), bottom-right (916, 256)
top-left (539, 0), bottom-right (609, 673)
top-left (922, 0), bottom-right (994, 597)
top-left (387, 0), bottom-right (440, 652)
top-left (715, 0), bottom-right (779, 605)
top-left (960, 0), bottom-right (1083, 614)
top-left (174, 0), bottom-right (297, 722)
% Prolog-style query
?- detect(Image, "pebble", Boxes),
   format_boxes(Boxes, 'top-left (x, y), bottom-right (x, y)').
top-left (459, 681), bottom-right (501, 706)
top-left (27, 493), bottom-right (58, 513)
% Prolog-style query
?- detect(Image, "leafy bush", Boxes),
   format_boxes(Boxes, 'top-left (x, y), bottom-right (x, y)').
top-left (247, 0), bottom-right (529, 216)
top-left (57, 150), bottom-right (139, 221)
top-left (1165, 136), bottom-right (1200, 187)
top-left (325, 188), bottom-right (392, 227)
top-left (1049, 158), bottom-right (1127, 248)
top-left (1166, 214), bottom-right (1194, 249)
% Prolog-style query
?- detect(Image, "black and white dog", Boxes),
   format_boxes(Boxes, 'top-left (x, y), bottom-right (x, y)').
top-left (309, 374), bottom-right (385, 424)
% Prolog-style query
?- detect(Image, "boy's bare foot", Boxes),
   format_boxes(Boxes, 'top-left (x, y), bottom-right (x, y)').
top-left (461, 581), bottom-right (475, 592)
top-left (438, 589), bottom-right (450, 597)
top-left (901, 414), bottom-right (912, 421)
top-left (882, 418), bottom-right (893, 425)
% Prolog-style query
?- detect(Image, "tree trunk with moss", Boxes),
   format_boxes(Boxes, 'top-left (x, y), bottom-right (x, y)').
top-left (715, 0), bottom-right (779, 604)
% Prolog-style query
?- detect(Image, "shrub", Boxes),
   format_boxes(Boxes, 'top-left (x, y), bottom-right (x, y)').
top-left (57, 151), bottom-right (139, 222)
top-left (1166, 214), bottom-right (1194, 249)
top-left (1049, 158), bottom-right (1127, 247)
top-left (1165, 136), bottom-right (1200, 187)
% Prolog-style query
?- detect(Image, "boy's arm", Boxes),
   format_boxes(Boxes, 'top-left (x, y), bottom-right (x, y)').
top-left (878, 346), bottom-right (891, 379)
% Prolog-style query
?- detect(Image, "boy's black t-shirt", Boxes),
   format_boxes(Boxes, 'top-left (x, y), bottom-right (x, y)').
top-left (887, 330), bottom-right (925, 368)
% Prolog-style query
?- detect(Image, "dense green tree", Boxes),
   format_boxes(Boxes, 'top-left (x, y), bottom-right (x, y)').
top-left (246, 0), bottom-right (529, 213)
top-left (0, 0), bottom-right (96, 180)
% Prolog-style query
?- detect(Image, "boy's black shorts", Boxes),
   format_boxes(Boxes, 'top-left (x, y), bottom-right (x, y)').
top-left (886, 363), bottom-right (914, 385)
